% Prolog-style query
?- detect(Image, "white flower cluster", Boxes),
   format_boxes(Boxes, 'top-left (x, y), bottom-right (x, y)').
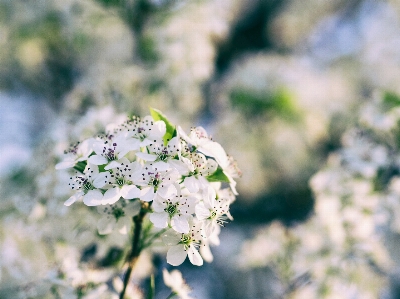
top-left (236, 92), bottom-right (400, 299)
top-left (56, 108), bottom-right (240, 267)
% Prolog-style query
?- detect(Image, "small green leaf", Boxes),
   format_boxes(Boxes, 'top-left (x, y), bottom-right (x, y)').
top-left (383, 91), bottom-right (400, 110)
top-left (149, 108), bottom-right (177, 145)
top-left (206, 167), bottom-right (230, 183)
top-left (73, 161), bottom-right (87, 173)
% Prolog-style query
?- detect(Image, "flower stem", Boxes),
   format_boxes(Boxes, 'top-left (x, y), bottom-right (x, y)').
top-left (119, 202), bottom-right (149, 299)
top-left (165, 292), bottom-right (177, 299)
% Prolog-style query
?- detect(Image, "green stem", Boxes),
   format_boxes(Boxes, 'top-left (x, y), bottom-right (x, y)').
top-left (166, 292), bottom-right (177, 299)
top-left (119, 202), bottom-right (149, 299)
top-left (142, 227), bottom-right (169, 249)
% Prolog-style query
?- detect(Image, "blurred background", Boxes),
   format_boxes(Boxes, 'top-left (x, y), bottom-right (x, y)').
top-left (3, 0), bottom-right (400, 298)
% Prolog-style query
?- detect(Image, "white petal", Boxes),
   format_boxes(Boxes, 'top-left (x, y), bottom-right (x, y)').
top-left (117, 141), bottom-right (138, 158)
top-left (140, 138), bottom-right (152, 147)
top-left (149, 212), bottom-right (169, 228)
top-left (167, 137), bottom-right (180, 155)
top-left (152, 161), bottom-right (170, 171)
top-left (165, 168), bottom-right (181, 181)
top-left (203, 221), bottom-right (214, 237)
top-left (197, 176), bottom-right (210, 190)
top-left (117, 217), bottom-right (131, 234)
top-left (83, 190), bottom-right (103, 206)
top-left (93, 172), bottom-right (111, 188)
top-left (177, 126), bottom-right (191, 143)
top-left (78, 138), bottom-right (95, 157)
top-left (184, 176), bottom-right (199, 193)
top-left (162, 230), bottom-right (181, 246)
top-left (93, 140), bottom-right (106, 155)
top-left (104, 160), bottom-right (122, 170)
top-left (187, 245), bottom-right (203, 266)
top-left (136, 152), bottom-right (157, 161)
top-left (167, 245), bottom-right (187, 266)
top-left (181, 156), bottom-right (195, 173)
top-left (120, 185), bottom-right (140, 199)
top-left (140, 187), bottom-right (156, 202)
top-left (195, 203), bottom-right (210, 221)
top-left (64, 191), bottom-right (83, 206)
top-left (199, 141), bottom-right (228, 167)
top-left (171, 215), bottom-right (189, 234)
top-left (55, 159), bottom-right (75, 170)
top-left (168, 159), bottom-right (190, 174)
top-left (152, 196), bottom-right (167, 212)
top-left (204, 187), bottom-right (216, 208)
top-left (200, 243), bottom-right (214, 263)
top-left (88, 155), bottom-right (108, 165)
top-left (97, 216), bottom-right (116, 235)
top-left (102, 188), bottom-right (121, 205)
top-left (151, 121), bottom-right (167, 138)
top-left (230, 180), bottom-right (239, 195)
top-left (158, 184), bottom-right (177, 199)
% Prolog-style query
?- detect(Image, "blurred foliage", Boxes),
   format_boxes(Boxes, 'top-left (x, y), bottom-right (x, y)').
top-left (230, 87), bottom-right (299, 120)
top-left (383, 90), bottom-right (400, 110)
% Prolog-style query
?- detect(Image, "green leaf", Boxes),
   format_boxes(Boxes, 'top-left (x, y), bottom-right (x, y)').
top-left (206, 167), bottom-right (230, 183)
top-left (149, 107), bottom-right (177, 145)
top-left (383, 91), bottom-right (400, 110)
top-left (73, 161), bottom-right (87, 173)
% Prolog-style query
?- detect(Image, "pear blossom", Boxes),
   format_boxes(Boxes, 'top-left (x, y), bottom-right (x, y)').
top-left (195, 186), bottom-right (230, 236)
top-left (97, 199), bottom-right (141, 234)
top-left (163, 269), bottom-right (193, 299)
top-left (65, 164), bottom-right (103, 206)
top-left (93, 160), bottom-right (141, 205)
top-left (162, 218), bottom-right (206, 266)
top-left (150, 194), bottom-right (196, 233)
top-left (119, 115), bottom-right (166, 147)
top-left (136, 136), bottom-right (185, 172)
top-left (88, 134), bottom-right (138, 170)
top-left (178, 126), bottom-right (213, 152)
top-left (182, 152), bottom-right (218, 193)
top-left (55, 138), bottom-right (95, 170)
top-left (132, 164), bottom-right (181, 202)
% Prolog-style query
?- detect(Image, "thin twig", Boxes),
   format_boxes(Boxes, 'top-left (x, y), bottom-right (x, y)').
top-left (119, 202), bottom-right (149, 299)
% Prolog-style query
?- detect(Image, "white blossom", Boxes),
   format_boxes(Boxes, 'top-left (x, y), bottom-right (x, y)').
top-left (195, 186), bottom-right (230, 236)
top-left (97, 199), bottom-right (141, 235)
top-left (163, 269), bottom-right (193, 299)
top-left (65, 164), bottom-right (103, 206)
top-left (162, 218), bottom-right (206, 266)
top-left (150, 194), bottom-right (196, 233)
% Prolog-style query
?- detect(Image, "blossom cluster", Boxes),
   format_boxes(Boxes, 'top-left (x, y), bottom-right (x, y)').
top-left (56, 108), bottom-right (240, 267)
top-left (236, 92), bottom-right (400, 299)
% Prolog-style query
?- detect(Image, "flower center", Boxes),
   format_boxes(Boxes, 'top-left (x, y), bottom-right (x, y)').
top-left (165, 203), bottom-right (178, 217)
top-left (103, 144), bottom-right (117, 161)
top-left (112, 207), bottom-right (125, 220)
top-left (209, 210), bottom-right (217, 219)
top-left (148, 172), bottom-right (161, 190)
top-left (82, 180), bottom-right (94, 193)
top-left (158, 149), bottom-right (169, 161)
top-left (116, 177), bottom-right (125, 186)
top-left (180, 234), bottom-right (192, 246)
